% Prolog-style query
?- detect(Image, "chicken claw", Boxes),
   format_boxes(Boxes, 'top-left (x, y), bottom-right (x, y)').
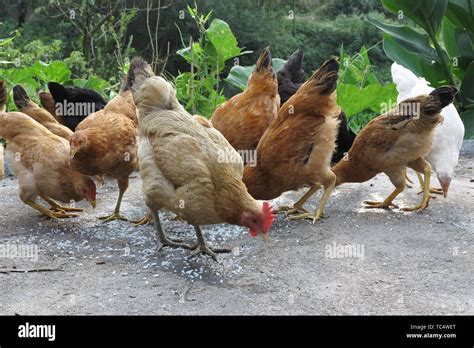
top-left (157, 237), bottom-right (193, 252)
top-left (401, 197), bottom-right (431, 212)
top-left (190, 226), bottom-right (231, 261)
top-left (190, 243), bottom-right (231, 261)
top-left (49, 210), bottom-right (80, 219)
top-left (363, 201), bottom-right (399, 209)
top-left (274, 204), bottom-right (308, 215)
top-left (99, 213), bottom-right (128, 222)
top-left (288, 211), bottom-right (324, 224)
top-left (131, 214), bottom-right (153, 226)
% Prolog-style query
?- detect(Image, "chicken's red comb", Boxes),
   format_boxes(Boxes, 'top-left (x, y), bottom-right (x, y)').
top-left (262, 201), bottom-right (275, 232)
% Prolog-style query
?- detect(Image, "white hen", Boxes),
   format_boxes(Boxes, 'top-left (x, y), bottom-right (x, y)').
top-left (391, 62), bottom-right (464, 197)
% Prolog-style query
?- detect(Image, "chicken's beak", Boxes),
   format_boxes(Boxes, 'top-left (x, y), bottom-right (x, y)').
top-left (70, 147), bottom-right (78, 159)
top-left (88, 199), bottom-right (96, 209)
top-left (261, 232), bottom-right (269, 241)
top-left (439, 177), bottom-right (451, 198)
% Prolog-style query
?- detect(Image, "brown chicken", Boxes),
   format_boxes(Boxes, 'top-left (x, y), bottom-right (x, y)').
top-left (211, 47), bottom-right (280, 155)
top-left (129, 57), bottom-right (274, 260)
top-left (331, 86), bottom-right (458, 211)
top-left (69, 67), bottom-right (138, 222)
top-left (0, 83), bottom-right (96, 218)
top-left (13, 85), bottom-right (73, 140)
top-left (243, 57), bottom-right (341, 223)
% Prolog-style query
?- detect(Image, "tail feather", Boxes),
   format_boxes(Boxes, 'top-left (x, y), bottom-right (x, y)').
top-left (424, 86), bottom-right (458, 114)
top-left (304, 56), bottom-right (339, 95)
top-left (0, 80), bottom-right (7, 113)
top-left (283, 49), bottom-right (304, 80)
top-left (256, 47), bottom-right (272, 71)
top-left (123, 56), bottom-right (155, 93)
top-left (13, 85), bottom-right (34, 109)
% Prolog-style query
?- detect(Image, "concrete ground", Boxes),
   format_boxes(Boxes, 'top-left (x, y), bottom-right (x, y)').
top-left (0, 155), bottom-right (472, 315)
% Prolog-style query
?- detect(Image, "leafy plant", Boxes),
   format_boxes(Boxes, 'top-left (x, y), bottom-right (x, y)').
top-left (367, 0), bottom-right (474, 138)
top-left (173, 4), bottom-right (247, 118)
top-left (0, 35), bottom-right (112, 111)
top-left (337, 45), bottom-right (398, 133)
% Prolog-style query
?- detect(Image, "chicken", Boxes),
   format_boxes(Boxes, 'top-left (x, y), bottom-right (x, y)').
top-left (391, 62), bottom-right (465, 197)
top-left (277, 50), bottom-right (356, 164)
top-left (129, 57), bottom-right (274, 260)
top-left (69, 69), bottom-right (138, 222)
top-left (211, 47), bottom-right (279, 156)
top-left (331, 86), bottom-right (458, 212)
top-left (13, 85), bottom-right (73, 140)
top-left (48, 82), bottom-right (107, 130)
top-left (243, 57), bottom-right (341, 223)
top-left (0, 83), bottom-right (96, 218)
top-left (277, 48), bottom-right (305, 104)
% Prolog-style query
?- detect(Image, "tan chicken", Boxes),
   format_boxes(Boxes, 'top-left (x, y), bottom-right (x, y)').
top-left (243, 57), bottom-right (341, 223)
top-left (211, 47), bottom-right (279, 155)
top-left (129, 57), bottom-right (274, 260)
top-left (331, 86), bottom-right (458, 211)
top-left (13, 85), bottom-right (73, 140)
top-left (69, 68), bottom-right (138, 222)
top-left (0, 82), bottom-right (96, 218)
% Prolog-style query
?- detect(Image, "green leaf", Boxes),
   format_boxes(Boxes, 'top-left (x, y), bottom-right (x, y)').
top-left (31, 61), bottom-right (71, 84)
top-left (0, 37), bottom-right (14, 46)
top-left (205, 19), bottom-right (241, 62)
top-left (455, 28), bottom-right (474, 59)
top-left (461, 109), bottom-right (474, 139)
top-left (382, 0), bottom-right (448, 34)
top-left (383, 34), bottom-right (446, 86)
top-left (446, 1), bottom-right (474, 33)
top-left (367, 16), bottom-right (437, 60)
top-left (442, 17), bottom-right (460, 58)
top-left (336, 83), bottom-right (398, 117)
top-left (460, 61), bottom-right (474, 104)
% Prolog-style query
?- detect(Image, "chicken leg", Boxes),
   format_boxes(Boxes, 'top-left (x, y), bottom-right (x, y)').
top-left (24, 200), bottom-right (79, 219)
top-left (289, 172), bottom-right (336, 224)
top-left (403, 159), bottom-right (432, 212)
top-left (275, 184), bottom-right (321, 215)
top-left (99, 177), bottom-right (129, 222)
top-left (415, 172), bottom-right (443, 196)
top-left (190, 226), bottom-right (231, 261)
top-left (364, 169), bottom-right (405, 209)
top-left (151, 209), bottom-right (193, 251)
top-left (41, 195), bottom-right (84, 213)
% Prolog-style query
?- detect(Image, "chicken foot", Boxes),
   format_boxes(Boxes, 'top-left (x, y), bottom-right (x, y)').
top-left (289, 175), bottom-right (336, 224)
top-left (364, 187), bottom-right (402, 209)
top-left (99, 177), bottom-right (128, 222)
top-left (41, 196), bottom-right (84, 213)
top-left (190, 226), bottom-right (231, 261)
top-left (151, 210), bottom-right (192, 251)
top-left (131, 212), bottom-right (153, 226)
top-left (24, 200), bottom-right (79, 219)
top-left (403, 160), bottom-right (431, 212)
top-left (415, 172), bottom-right (443, 196)
top-left (275, 185), bottom-right (321, 215)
